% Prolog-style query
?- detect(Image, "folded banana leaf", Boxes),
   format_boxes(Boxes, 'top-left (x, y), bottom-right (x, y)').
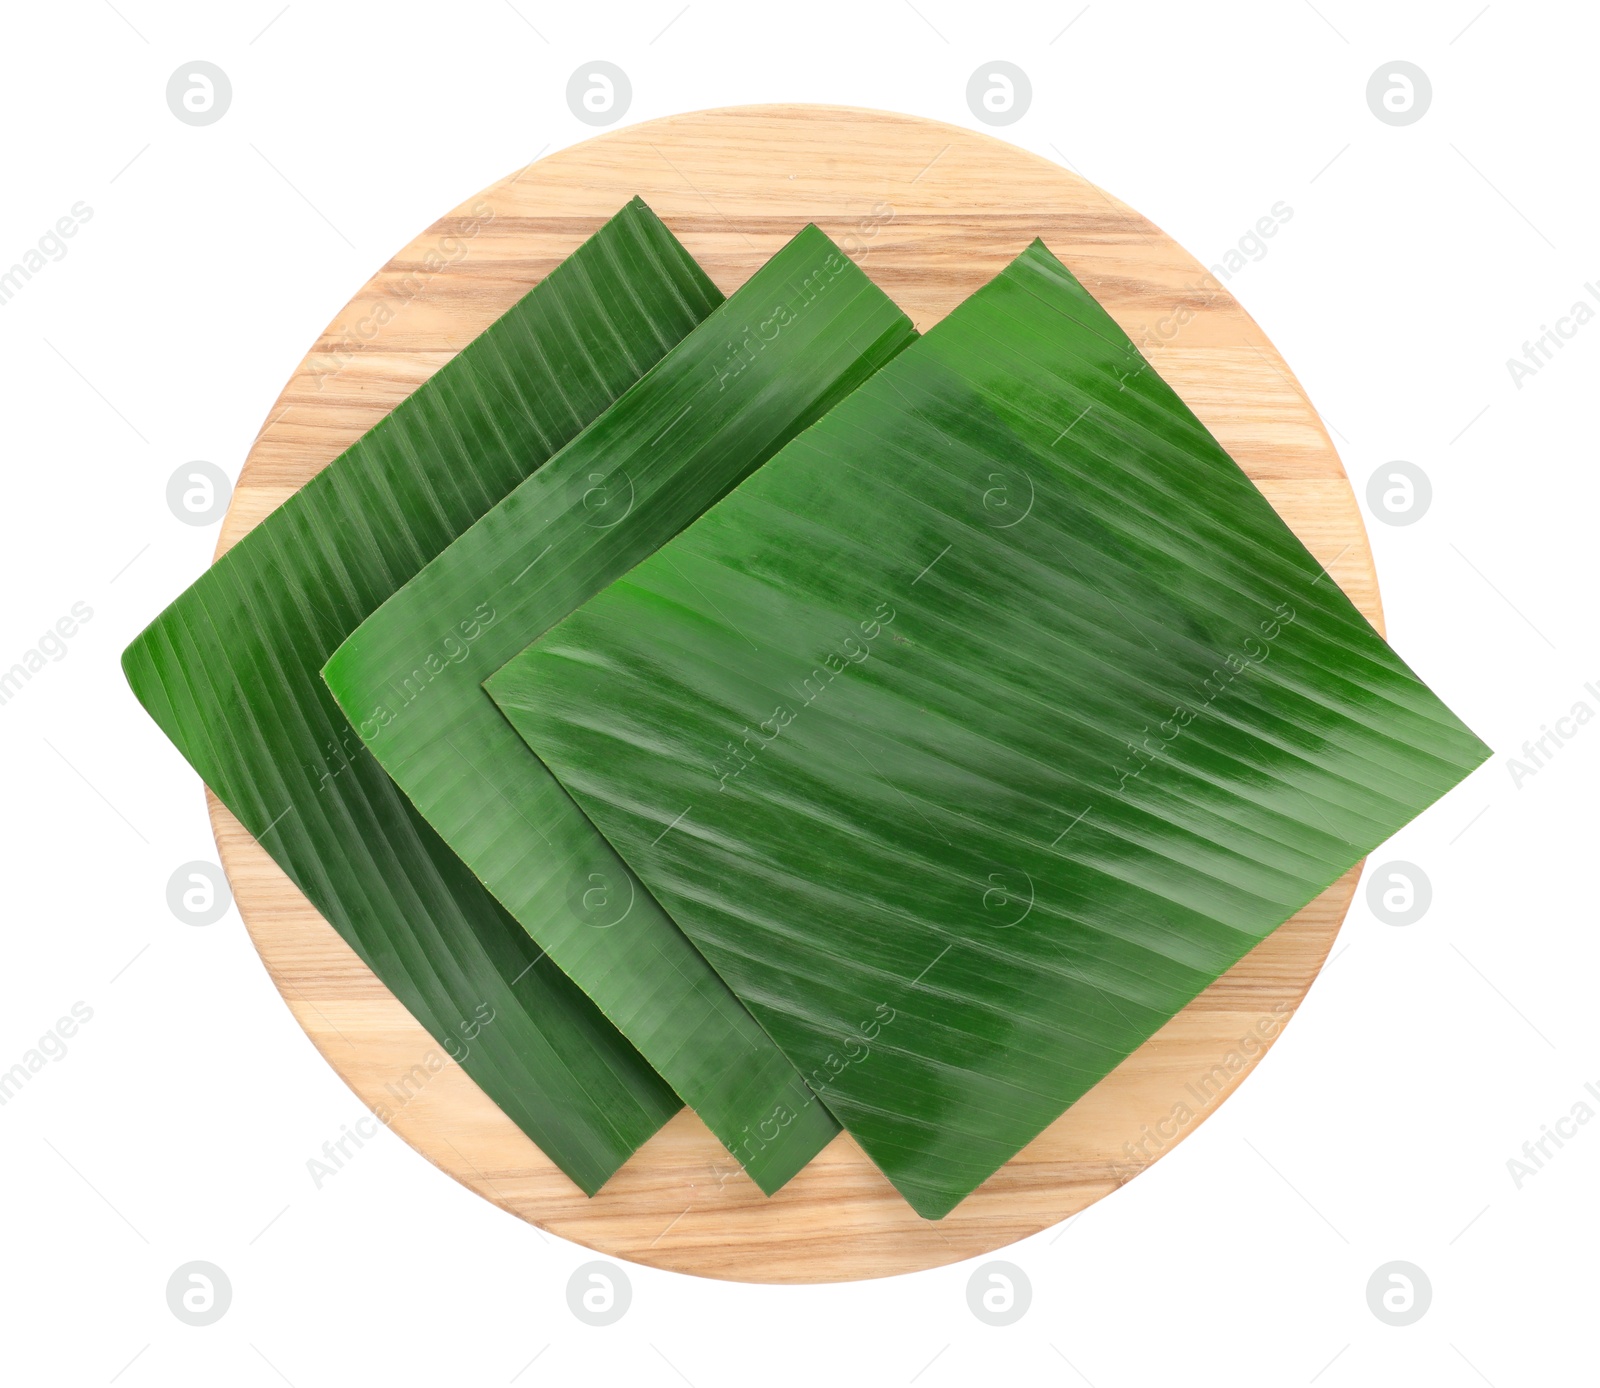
top-left (489, 238), bottom-right (1492, 1217)
top-left (121, 198), bottom-right (721, 1193)
top-left (323, 225), bottom-right (917, 1192)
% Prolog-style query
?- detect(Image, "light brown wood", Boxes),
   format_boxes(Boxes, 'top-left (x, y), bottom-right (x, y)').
top-left (211, 105), bottom-right (1377, 1283)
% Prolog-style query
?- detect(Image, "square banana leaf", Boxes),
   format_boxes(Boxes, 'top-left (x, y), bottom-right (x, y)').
top-left (122, 199), bottom-right (721, 1193)
top-left (488, 239), bottom-right (1492, 1217)
top-left (323, 226), bottom-right (917, 1192)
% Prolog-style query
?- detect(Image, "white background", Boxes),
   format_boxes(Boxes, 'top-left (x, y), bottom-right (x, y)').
top-left (1, 1), bottom-right (1593, 1383)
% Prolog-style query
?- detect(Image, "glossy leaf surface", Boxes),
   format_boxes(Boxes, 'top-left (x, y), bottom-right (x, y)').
top-left (122, 199), bottom-right (717, 1193)
top-left (490, 239), bottom-right (1491, 1217)
top-left (325, 226), bottom-right (916, 1192)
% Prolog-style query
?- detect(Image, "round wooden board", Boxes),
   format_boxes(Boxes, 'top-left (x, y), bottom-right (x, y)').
top-left (211, 105), bottom-right (1378, 1283)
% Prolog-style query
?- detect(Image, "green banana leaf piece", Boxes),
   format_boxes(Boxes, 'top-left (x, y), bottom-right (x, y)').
top-left (323, 225), bottom-right (917, 1192)
top-left (121, 198), bottom-right (720, 1193)
top-left (488, 238), bottom-right (1492, 1218)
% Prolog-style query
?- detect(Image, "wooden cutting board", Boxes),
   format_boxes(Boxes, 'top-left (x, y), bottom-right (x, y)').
top-left (211, 105), bottom-right (1376, 1283)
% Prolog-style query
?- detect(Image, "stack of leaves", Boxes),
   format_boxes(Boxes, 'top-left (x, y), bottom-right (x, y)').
top-left (322, 225), bottom-right (917, 1191)
top-left (123, 200), bottom-right (706, 1190)
top-left (128, 199), bottom-right (1488, 1218)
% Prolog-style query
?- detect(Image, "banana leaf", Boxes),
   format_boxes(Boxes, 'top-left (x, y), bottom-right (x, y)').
top-left (323, 225), bottom-right (917, 1192)
top-left (488, 239), bottom-right (1492, 1217)
top-left (121, 198), bottom-right (720, 1193)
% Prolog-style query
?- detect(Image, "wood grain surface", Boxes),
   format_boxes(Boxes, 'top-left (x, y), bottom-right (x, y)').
top-left (210, 105), bottom-right (1377, 1283)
